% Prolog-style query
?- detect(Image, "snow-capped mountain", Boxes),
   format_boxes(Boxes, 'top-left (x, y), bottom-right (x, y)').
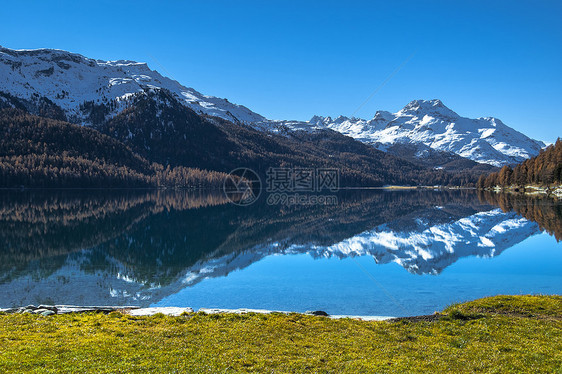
top-left (0, 46), bottom-right (264, 124)
top-left (0, 46), bottom-right (545, 167)
top-left (309, 100), bottom-right (545, 167)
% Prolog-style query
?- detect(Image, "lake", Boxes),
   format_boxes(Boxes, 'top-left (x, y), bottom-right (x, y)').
top-left (0, 189), bottom-right (560, 317)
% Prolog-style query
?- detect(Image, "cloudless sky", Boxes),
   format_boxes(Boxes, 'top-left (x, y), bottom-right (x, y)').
top-left (1, 0), bottom-right (561, 142)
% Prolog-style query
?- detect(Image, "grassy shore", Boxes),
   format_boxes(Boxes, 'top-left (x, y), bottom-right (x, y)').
top-left (1, 295), bottom-right (561, 373)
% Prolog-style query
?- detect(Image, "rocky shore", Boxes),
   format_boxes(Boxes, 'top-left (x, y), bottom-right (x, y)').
top-left (0, 305), bottom-right (393, 320)
top-left (0, 305), bottom-right (139, 316)
top-left (489, 184), bottom-right (562, 198)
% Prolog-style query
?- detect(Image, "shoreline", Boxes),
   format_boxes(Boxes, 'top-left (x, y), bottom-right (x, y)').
top-left (0, 304), bottom-right (395, 320)
top-left (482, 184), bottom-right (562, 198)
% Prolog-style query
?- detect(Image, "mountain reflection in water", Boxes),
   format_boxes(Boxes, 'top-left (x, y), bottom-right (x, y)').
top-left (0, 189), bottom-right (560, 312)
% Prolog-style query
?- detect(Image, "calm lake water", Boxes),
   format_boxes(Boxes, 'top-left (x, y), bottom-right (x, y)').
top-left (0, 189), bottom-right (560, 316)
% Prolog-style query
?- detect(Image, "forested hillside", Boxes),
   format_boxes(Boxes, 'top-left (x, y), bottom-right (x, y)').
top-left (477, 139), bottom-right (562, 189)
top-left (0, 88), bottom-right (488, 188)
top-left (0, 109), bottom-right (227, 188)
top-left (97, 89), bottom-right (481, 187)
top-left (478, 191), bottom-right (562, 241)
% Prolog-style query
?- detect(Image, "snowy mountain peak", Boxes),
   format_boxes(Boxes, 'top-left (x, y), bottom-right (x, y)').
top-left (308, 99), bottom-right (545, 167)
top-left (1, 46), bottom-right (91, 63)
top-left (0, 46), bottom-right (266, 124)
top-left (398, 99), bottom-right (460, 120)
top-left (372, 110), bottom-right (394, 121)
top-left (309, 115), bottom-right (325, 124)
top-left (334, 115), bottom-right (348, 121)
top-left (309, 115), bottom-right (333, 126)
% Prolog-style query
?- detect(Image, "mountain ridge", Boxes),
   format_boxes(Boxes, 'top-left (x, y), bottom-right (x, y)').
top-left (307, 99), bottom-right (546, 167)
top-left (0, 46), bottom-right (265, 125)
top-left (0, 46), bottom-right (545, 170)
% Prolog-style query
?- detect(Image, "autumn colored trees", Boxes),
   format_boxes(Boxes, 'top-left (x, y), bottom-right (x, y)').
top-left (477, 139), bottom-right (562, 189)
top-left (0, 88), bottom-right (491, 189)
top-left (0, 109), bottom-right (228, 188)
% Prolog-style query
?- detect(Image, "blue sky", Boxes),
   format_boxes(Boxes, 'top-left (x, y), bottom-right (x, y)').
top-left (1, 0), bottom-right (561, 142)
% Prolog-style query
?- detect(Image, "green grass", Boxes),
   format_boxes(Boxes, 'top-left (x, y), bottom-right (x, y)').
top-left (1, 295), bottom-right (561, 373)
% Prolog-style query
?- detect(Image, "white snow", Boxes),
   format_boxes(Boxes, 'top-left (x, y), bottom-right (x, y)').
top-left (129, 307), bottom-right (194, 316)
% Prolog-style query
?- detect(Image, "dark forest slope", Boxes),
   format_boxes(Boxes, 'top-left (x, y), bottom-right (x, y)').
top-left (98, 89), bottom-right (480, 187)
top-left (0, 109), bottom-right (226, 188)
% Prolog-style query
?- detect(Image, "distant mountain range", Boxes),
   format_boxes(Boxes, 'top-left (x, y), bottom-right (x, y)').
top-left (307, 100), bottom-right (545, 167)
top-left (0, 46), bottom-right (548, 186)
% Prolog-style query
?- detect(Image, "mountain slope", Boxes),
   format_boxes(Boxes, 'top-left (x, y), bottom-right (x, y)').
top-left (0, 46), bottom-right (472, 185)
top-left (0, 109), bottom-right (227, 188)
top-left (95, 88), bottom-right (480, 186)
top-left (0, 46), bottom-right (264, 124)
top-left (0, 86), bottom-right (478, 187)
top-left (309, 100), bottom-right (545, 167)
top-left (478, 138), bottom-right (562, 189)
